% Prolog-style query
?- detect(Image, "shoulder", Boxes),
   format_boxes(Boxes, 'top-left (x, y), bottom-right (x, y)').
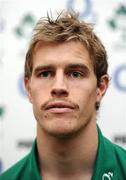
top-left (104, 136), bottom-right (126, 176)
top-left (94, 127), bottom-right (126, 179)
top-left (0, 153), bottom-right (31, 180)
top-left (112, 141), bottom-right (126, 168)
top-left (0, 140), bottom-right (40, 180)
top-left (104, 136), bottom-right (126, 159)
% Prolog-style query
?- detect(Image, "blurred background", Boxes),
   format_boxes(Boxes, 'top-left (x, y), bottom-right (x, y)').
top-left (0, 0), bottom-right (126, 173)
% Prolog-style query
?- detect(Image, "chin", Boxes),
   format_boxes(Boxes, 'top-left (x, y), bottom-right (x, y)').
top-left (46, 130), bottom-right (77, 139)
top-left (43, 124), bottom-right (85, 139)
top-left (38, 115), bottom-right (87, 139)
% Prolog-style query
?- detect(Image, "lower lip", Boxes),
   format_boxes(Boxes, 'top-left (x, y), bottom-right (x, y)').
top-left (46, 108), bottom-right (74, 113)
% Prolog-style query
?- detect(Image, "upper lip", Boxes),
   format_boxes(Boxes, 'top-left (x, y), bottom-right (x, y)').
top-left (45, 101), bottom-right (75, 110)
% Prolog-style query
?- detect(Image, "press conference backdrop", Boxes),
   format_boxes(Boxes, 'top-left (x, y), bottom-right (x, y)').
top-left (0, 0), bottom-right (126, 173)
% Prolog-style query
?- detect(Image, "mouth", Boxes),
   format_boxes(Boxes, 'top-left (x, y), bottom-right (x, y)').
top-left (45, 101), bottom-right (75, 113)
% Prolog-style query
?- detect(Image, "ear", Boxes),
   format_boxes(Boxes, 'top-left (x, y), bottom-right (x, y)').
top-left (24, 78), bottom-right (33, 104)
top-left (96, 74), bottom-right (109, 104)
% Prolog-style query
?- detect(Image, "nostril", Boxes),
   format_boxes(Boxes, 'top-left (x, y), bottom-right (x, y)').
top-left (51, 89), bottom-right (68, 97)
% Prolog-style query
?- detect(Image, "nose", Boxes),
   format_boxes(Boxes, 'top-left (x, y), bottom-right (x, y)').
top-left (51, 71), bottom-right (69, 98)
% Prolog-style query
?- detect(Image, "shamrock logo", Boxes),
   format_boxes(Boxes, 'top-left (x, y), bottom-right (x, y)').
top-left (108, 4), bottom-right (126, 45)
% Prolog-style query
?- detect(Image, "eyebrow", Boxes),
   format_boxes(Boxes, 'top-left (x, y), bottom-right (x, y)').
top-left (65, 63), bottom-right (90, 75)
top-left (66, 64), bottom-right (89, 70)
top-left (33, 65), bottom-right (55, 75)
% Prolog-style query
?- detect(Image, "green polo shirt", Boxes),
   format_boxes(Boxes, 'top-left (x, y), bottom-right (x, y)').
top-left (0, 126), bottom-right (126, 180)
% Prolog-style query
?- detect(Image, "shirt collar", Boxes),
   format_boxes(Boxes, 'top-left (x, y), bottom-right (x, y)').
top-left (30, 126), bottom-right (118, 180)
top-left (92, 125), bottom-right (118, 180)
top-left (30, 140), bottom-right (41, 180)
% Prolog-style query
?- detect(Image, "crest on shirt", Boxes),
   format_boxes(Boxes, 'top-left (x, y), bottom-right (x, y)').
top-left (102, 172), bottom-right (113, 180)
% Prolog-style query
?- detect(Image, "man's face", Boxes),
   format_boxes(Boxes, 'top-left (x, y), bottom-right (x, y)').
top-left (25, 41), bottom-right (107, 138)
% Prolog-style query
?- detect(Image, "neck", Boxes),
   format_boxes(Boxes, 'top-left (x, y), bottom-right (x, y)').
top-left (37, 121), bottom-right (98, 179)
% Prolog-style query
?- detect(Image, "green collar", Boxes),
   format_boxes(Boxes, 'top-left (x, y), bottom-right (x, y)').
top-left (92, 126), bottom-right (118, 180)
top-left (30, 140), bottom-right (41, 180)
top-left (31, 126), bottom-right (118, 180)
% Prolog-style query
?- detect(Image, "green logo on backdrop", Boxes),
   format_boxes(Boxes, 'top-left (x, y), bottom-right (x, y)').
top-left (108, 4), bottom-right (126, 48)
top-left (0, 106), bottom-right (5, 118)
top-left (14, 13), bottom-right (36, 57)
top-left (14, 13), bottom-right (36, 39)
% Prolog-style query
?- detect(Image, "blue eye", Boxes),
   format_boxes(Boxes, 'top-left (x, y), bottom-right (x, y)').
top-left (40, 71), bottom-right (51, 77)
top-left (71, 71), bottom-right (81, 78)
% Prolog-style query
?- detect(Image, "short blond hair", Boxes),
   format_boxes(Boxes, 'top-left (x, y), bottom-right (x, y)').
top-left (25, 10), bottom-right (108, 86)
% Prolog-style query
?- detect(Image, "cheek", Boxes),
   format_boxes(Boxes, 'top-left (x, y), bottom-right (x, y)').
top-left (71, 83), bottom-right (97, 107)
top-left (30, 82), bottom-right (49, 106)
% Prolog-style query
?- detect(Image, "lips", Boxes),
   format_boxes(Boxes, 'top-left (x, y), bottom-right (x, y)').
top-left (44, 101), bottom-right (75, 113)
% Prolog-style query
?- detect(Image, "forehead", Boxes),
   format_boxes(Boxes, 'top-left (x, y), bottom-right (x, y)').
top-left (33, 41), bottom-right (93, 69)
